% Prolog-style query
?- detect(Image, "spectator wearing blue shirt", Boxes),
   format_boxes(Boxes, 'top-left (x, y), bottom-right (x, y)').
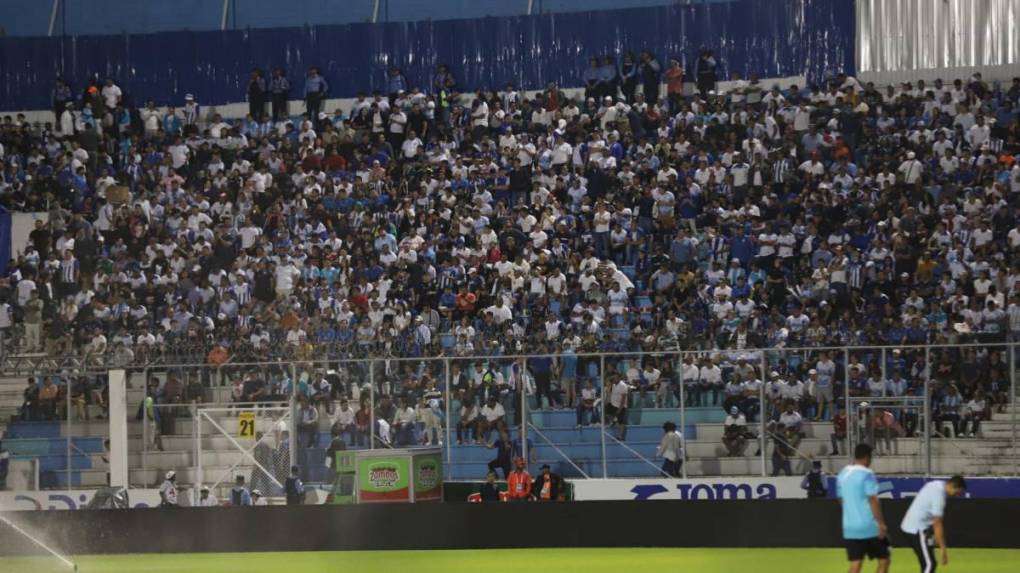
top-left (836, 443), bottom-right (890, 573)
top-left (729, 227), bottom-right (755, 267)
top-left (387, 67), bottom-right (407, 102)
top-left (582, 57), bottom-right (600, 101)
top-left (270, 67), bottom-right (291, 121)
top-left (596, 55), bottom-right (618, 100)
top-left (162, 106), bottom-right (181, 135)
top-left (511, 431), bottom-right (535, 465)
top-left (529, 355), bottom-right (556, 410)
top-left (230, 475), bottom-right (253, 506)
top-left (303, 66), bottom-right (328, 124)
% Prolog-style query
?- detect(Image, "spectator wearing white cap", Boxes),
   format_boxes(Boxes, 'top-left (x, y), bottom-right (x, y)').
top-left (182, 93), bottom-right (199, 126)
top-left (898, 150), bottom-right (924, 184)
top-left (159, 470), bottom-right (179, 508)
top-left (251, 489), bottom-right (268, 506)
top-left (196, 485), bottom-right (218, 507)
top-left (722, 407), bottom-right (749, 456)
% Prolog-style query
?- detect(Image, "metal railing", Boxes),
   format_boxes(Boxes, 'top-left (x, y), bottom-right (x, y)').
top-left (4, 341), bottom-right (1017, 490)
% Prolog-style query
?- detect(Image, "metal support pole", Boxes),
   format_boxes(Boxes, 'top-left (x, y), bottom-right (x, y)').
top-left (48, 0), bottom-right (60, 36)
top-left (289, 363), bottom-right (298, 473)
top-left (142, 389), bottom-right (148, 480)
top-left (759, 353), bottom-right (767, 477)
top-left (924, 346), bottom-right (931, 477)
top-left (1011, 343), bottom-right (1016, 477)
top-left (678, 353), bottom-right (687, 479)
top-left (521, 358), bottom-right (528, 468)
top-left (66, 373), bottom-right (72, 488)
top-left (371, 0), bottom-right (381, 23)
top-left (444, 358), bottom-right (452, 464)
top-left (369, 361), bottom-right (376, 449)
top-left (220, 0), bottom-right (230, 30)
top-left (600, 354), bottom-right (607, 479)
top-left (880, 348), bottom-right (887, 396)
top-left (196, 404), bottom-right (203, 493)
top-left (843, 349), bottom-right (851, 465)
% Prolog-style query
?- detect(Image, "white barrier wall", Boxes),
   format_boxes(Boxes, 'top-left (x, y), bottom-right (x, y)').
top-left (572, 477), bottom-right (807, 501)
top-left (108, 369), bottom-right (129, 489)
top-left (0, 489), bottom-right (162, 510)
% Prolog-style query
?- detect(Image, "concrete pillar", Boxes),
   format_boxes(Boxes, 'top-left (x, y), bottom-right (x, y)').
top-left (108, 369), bottom-right (129, 488)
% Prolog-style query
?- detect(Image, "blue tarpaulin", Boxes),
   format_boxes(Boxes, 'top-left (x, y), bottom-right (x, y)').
top-left (0, 0), bottom-right (854, 112)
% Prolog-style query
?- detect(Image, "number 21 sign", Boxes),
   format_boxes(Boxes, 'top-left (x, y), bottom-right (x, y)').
top-left (238, 411), bottom-right (256, 438)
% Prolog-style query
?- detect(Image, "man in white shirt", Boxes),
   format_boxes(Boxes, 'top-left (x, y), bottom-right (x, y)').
top-left (900, 476), bottom-right (967, 572)
top-left (722, 406), bottom-right (749, 456)
top-left (479, 395), bottom-right (506, 442)
top-left (195, 485), bottom-right (219, 507)
top-left (607, 375), bottom-right (630, 440)
top-left (159, 470), bottom-right (179, 507)
top-left (777, 400), bottom-right (804, 433)
top-left (101, 78), bottom-right (122, 111)
top-left (274, 258), bottom-right (301, 298)
top-left (392, 398), bottom-right (418, 446)
top-left (331, 398), bottom-right (357, 445)
top-left (898, 151), bottom-right (923, 185)
top-left (656, 421), bottom-right (684, 477)
top-left (699, 357), bottom-right (723, 406)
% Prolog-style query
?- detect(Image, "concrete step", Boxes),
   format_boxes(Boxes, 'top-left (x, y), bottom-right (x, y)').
top-left (78, 464), bottom-right (265, 489)
top-left (695, 422), bottom-right (834, 441)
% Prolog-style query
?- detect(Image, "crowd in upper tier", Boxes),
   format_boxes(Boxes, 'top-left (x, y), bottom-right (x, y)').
top-left (0, 56), bottom-right (1018, 382)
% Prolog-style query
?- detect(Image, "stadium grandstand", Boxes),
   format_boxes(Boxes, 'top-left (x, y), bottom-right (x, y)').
top-left (0, 1), bottom-right (1018, 572)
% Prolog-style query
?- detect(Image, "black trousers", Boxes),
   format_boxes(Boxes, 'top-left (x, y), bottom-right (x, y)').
top-left (661, 459), bottom-right (681, 478)
top-left (912, 529), bottom-right (937, 573)
top-left (488, 459), bottom-right (511, 479)
top-left (272, 93), bottom-right (288, 120)
top-left (249, 96), bottom-right (265, 120)
top-left (643, 81), bottom-right (659, 104)
top-left (306, 93), bottom-right (323, 119)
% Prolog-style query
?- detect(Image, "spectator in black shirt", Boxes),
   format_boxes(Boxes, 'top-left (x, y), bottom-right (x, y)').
top-left (478, 470), bottom-right (501, 502)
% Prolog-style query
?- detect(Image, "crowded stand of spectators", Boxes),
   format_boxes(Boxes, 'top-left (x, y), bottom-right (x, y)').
top-left (3, 55), bottom-right (1020, 436)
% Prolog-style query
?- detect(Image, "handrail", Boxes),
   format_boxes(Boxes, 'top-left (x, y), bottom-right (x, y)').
top-left (4, 341), bottom-right (1018, 374)
top-left (527, 423), bottom-right (590, 478)
top-left (601, 427), bottom-right (666, 476)
top-left (763, 428), bottom-right (816, 465)
top-left (68, 441), bottom-right (93, 460)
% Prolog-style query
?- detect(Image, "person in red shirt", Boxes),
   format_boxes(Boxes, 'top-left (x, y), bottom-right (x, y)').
top-left (532, 464), bottom-right (564, 502)
top-left (830, 404), bottom-right (847, 456)
top-left (349, 285), bottom-right (370, 313)
top-left (454, 287), bottom-right (477, 318)
top-left (506, 457), bottom-right (532, 502)
top-left (664, 59), bottom-right (684, 113)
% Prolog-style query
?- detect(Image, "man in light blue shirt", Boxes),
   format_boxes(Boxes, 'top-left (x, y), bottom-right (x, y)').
top-left (836, 443), bottom-right (890, 573)
top-left (900, 476), bottom-right (966, 573)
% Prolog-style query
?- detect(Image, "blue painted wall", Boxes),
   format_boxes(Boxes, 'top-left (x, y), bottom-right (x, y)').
top-left (0, 0), bottom-right (854, 112)
top-left (0, 1), bottom-right (710, 38)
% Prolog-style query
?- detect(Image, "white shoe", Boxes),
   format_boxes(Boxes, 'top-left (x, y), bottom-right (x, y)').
top-left (967, 433), bottom-right (974, 438)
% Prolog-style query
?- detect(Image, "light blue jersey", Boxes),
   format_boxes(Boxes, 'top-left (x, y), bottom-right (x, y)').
top-left (901, 480), bottom-right (946, 534)
top-left (837, 464), bottom-right (880, 539)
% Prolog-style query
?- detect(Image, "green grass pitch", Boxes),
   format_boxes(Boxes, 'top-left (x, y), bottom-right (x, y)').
top-left (1, 548), bottom-right (1018, 573)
